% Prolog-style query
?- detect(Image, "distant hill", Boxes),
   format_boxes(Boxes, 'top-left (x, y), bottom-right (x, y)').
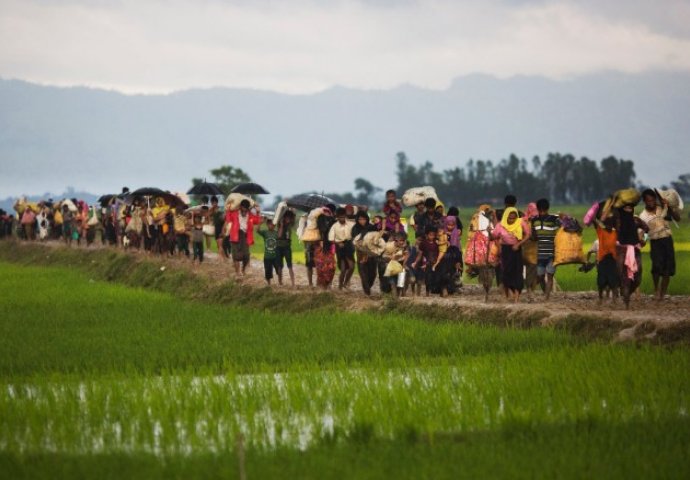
top-left (1, 72), bottom-right (689, 201)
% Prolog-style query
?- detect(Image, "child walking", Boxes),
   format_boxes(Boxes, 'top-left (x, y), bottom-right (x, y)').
top-left (587, 216), bottom-right (619, 304)
top-left (258, 219), bottom-right (280, 285)
top-left (191, 216), bottom-right (204, 264)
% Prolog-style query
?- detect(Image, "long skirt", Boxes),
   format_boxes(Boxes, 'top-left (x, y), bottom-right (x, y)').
top-left (315, 245), bottom-right (336, 287)
top-left (500, 245), bottom-right (524, 293)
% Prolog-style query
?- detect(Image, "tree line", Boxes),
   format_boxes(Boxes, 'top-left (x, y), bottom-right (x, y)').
top-left (394, 152), bottom-right (638, 206)
top-left (195, 153), bottom-right (688, 209)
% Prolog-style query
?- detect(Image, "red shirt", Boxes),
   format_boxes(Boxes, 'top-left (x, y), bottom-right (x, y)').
top-left (225, 209), bottom-right (262, 245)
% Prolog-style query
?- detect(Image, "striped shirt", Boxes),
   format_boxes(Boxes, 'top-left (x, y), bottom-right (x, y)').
top-left (531, 215), bottom-right (561, 260)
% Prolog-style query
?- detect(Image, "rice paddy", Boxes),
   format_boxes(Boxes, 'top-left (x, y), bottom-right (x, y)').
top-left (1, 253), bottom-right (689, 478)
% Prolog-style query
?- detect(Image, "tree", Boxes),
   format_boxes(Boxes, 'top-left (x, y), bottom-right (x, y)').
top-left (671, 173), bottom-right (690, 200)
top-left (192, 165), bottom-right (251, 194)
top-left (353, 177), bottom-right (382, 206)
top-left (395, 152), bottom-right (420, 193)
top-left (392, 152), bottom-right (638, 207)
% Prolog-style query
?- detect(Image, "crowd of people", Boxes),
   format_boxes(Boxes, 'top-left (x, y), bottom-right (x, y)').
top-left (1, 186), bottom-right (682, 304)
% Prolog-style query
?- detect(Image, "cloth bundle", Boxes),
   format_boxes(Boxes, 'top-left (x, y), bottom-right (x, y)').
top-left (611, 188), bottom-right (641, 209)
top-left (353, 230), bottom-right (387, 256)
top-left (401, 186), bottom-right (440, 207)
top-left (656, 188), bottom-right (684, 211)
top-left (299, 208), bottom-right (324, 242)
top-left (464, 232), bottom-right (499, 267)
top-left (224, 193), bottom-right (255, 211)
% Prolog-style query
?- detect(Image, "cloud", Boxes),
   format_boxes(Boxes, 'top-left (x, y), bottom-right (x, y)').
top-left (0, 0), bottom-right (689, 93)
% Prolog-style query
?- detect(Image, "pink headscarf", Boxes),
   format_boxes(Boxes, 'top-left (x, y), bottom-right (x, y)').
top-left (524, 202), bottom-right (538, 221)
top-left (445, 216), bottom-right (460, 248)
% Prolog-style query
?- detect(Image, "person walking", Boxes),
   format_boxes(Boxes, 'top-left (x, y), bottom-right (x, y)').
top-left (352, 211), bottom-right (378, 295)
top-left (639, 189), bottom-right (679, 301)
top-left (490, 207), bottom-right (529, 303)
top-left (225, 200), bottom-right (262, 276)
top-left (530, 198), bottom-right (560, 300)
top-left (329, 207), bottom-right (355, 289)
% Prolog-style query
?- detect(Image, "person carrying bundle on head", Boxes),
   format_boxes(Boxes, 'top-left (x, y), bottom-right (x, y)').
top-left (226, 199), bottom-right (262, 276)
top-left (639, 189), bottom-right (681, 301)
top-left (615, 200), bottom-right (648, 308)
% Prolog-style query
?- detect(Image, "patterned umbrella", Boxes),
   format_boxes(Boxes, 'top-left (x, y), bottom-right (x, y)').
top-left (286, 193), bottom-right (336, 212)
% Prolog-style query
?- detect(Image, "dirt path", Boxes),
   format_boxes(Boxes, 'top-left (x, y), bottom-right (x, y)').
top-left (141, 245), bottom-right (690, 325)
top-left (25, 241), bottom-right (690, 341)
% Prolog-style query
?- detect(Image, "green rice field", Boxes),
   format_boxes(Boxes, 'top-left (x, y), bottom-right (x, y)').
top-left (1, 259), bottom-right (689, 478)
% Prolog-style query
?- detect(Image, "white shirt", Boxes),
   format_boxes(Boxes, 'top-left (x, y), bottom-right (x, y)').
top-left (239, 212), bottom-right (249, 232)
top-left (328, 220), bottom-right (355, 242)
top-left (639, 207), bottom-right (671, 240)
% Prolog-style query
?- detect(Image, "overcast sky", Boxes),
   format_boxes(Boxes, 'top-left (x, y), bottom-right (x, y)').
top-left (2, 0), bottom-right (690, 94)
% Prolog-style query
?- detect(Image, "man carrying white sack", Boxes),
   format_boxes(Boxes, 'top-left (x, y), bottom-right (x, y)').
top-left (639, 189), bottom-right (681, 301)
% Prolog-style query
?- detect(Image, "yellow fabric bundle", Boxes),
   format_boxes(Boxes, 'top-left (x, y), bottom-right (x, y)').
top-left (554, 230), bottom-right (586, 266)
top-left (612, 189), bottom-right (641, 208)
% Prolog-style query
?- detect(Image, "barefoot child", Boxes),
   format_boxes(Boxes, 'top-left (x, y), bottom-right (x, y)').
top-left (413, 226), bottom-right (439, 296)
top-left (276, 211), bottom-right (296, 287)
top-left (405, 237), bottom-right (425, 296)
top-left (258, 218), bottom-right (280, 285)
top-left (191, 216), bottom-right (204, 264)
top-left (587, 216), bottom-right (619, 303)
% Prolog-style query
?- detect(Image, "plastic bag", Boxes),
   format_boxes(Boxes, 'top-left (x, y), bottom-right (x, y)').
top-left (384, 260), bottom-right (403, 277)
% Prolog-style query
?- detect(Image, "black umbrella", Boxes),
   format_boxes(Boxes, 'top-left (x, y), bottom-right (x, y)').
top-left (187, 182), bottom-right (225, 196)
top-left (286, 193), bottom-right (336, 212)
top-left (129, 187), bottom-right (167, 197)
top-left (97, 194), bottom-right (119, 206)
top-left (231, 182), bottom-right (270, 195)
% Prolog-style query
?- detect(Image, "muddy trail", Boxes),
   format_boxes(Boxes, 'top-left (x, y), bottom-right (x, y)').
top-left (5, 240), bottom-right (690, 345)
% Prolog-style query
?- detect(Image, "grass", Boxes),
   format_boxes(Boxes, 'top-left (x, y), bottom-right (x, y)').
top-left (0, 262), bottom-right (573, 378)
top-left (1, 258), bottom-right (689, 478)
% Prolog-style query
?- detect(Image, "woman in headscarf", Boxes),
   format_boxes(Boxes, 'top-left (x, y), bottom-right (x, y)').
top-left (615, 204), bottom-right (649, 307)
top-left (490, 207), bottom-right (529, 302)
top-left (352, 211), bottom-right (378, 295)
